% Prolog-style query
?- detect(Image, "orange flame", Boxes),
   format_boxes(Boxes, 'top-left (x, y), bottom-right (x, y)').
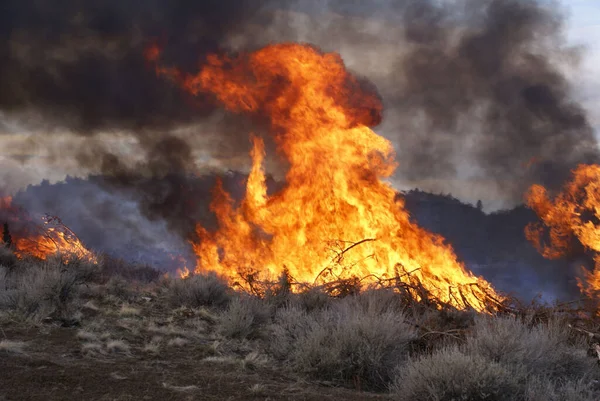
top-left (13, 223), bottom-right (97, 263)
top-left (178, 266), bottom-right (191, 279)
top-left (0, 196), bottom-right (13, 209)
top-left (1, 198), bottom-right (96, 263)
top-left (152, 43), bottom-right (501, 310)
top-left (526, 164), bottom-right (600, 299)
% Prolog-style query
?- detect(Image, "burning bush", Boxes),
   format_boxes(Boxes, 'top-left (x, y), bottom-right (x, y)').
top-left (149, 42), bottom-right (503, 313)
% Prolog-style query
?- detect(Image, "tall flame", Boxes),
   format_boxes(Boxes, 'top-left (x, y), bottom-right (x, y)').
top-left (526, 164), bottom-right (600, 299)
top-left (152, 43), bottom-right (501, 311)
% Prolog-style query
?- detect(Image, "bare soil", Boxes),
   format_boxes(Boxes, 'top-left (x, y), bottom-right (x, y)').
top-left (0, 316), bottom-right (391, 401)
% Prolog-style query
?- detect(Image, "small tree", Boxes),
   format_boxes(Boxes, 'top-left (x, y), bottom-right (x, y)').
top-left (476, 200), bottom-right (483, 211)
top-left (2, 222), bottom-right (12, 248)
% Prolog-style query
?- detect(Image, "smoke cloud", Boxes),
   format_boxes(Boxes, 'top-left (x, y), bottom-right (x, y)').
top-left (244, 0), bottom-right (599, 202)
top-left (0, 0), bottom-right (285, 132)
top-left (0, 0), bottom-right (597, 233)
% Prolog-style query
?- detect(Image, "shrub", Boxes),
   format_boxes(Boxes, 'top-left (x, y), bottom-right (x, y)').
top-left (525, 377), bottom-right (600, 401)
top-left (98, 256), bottom-right (161, 283)
top-left (294, 286), bottom-right (331, 312)
top-left (104, 275), bottom-right (138, 301)
top-left (217, 296), bottom-right (272, 339)
top-left (354, 288), bottom-right (406, 315)
top-left (465, 316), bottom-right (595, 381)
top-left (168, 272), bottom-right (231, 309)
top-left (0, 255), bottom-right (96, 322)
top-left (0, 266), bottom-right (7, 290)
top-left (0, 246), bottom-right (17, 269)
top-left (269, 296), bottom-right (417, 390)
top-left (392, 346), bottom-right (523, 401)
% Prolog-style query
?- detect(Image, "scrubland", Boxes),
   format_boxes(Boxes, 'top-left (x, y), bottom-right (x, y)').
top-left (1, 246), bottom-right (600, 400)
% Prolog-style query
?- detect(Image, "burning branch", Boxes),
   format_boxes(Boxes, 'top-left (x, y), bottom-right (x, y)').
top-left (151, 42), bottom-right (504, 312)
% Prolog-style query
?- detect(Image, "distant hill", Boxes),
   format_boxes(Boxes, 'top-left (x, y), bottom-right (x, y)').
top-left (401, 189), bottom-right (580, 302)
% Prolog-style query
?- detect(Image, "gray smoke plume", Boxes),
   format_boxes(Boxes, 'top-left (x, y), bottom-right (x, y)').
top-left (0, 0), bottom-right (284, 235)
top-left (392, 0), bottom-right (599, 200)
top-left (0, 0), bottom-right (597, 234)
top-left (250, 0), bottom-right (599, 202)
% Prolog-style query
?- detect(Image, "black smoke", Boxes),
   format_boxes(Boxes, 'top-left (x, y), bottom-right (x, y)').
top-left (0, 0), bottom-right (283, 132)
top-left (0, 0), bottom-right (597, 239)
top-left (0, 0), bottom-right (284, 236)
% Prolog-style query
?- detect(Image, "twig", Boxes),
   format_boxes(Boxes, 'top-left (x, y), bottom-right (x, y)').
top-left (419, 329), bottom-right (463, 340)
top-left (333, 238), bottom-right (376, 264)
top-left (569, 324), bottom-right (600, 340)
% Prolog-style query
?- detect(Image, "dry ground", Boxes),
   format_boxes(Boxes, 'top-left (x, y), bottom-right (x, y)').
top-left (2, 252), bottom-right (600, 401)
top-left (0, 296), bottom-right (389, 401)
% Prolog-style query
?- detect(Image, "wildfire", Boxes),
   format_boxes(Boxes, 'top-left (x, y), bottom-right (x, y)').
top-left (0, 197), bottom-right (96, 263)
top-left (151, 43), bottom-right (501, 311)
top-left (168, 253), bottom-right (191, 279)
top-left (178, 266), bottom-right (191, 279)
top-left (526, 164), bottom-right (600, 299)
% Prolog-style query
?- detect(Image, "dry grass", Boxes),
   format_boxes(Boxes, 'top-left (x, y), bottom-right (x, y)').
top-left (0, 340), bottom-right (26, 354)
top-left (249, 383), bottom-right (267, 395)
top-left (106, 339), bottom-right (131, 354)
top-left (217, 296), bottom-right (272, 339)
top-left (168, 272), bottom-right (231, 308)
top-left (117, 304), bottom-right (141, 317)
top-left (392, 346), bottom-right (521, 401)
top-left (76, 330), bottom-right (100, 342)
top-left (0, 255), bottom-right (98, 322)
top-left (465, 316), bottom-right (595, 381)
top-left (143, 336), bottom-right (163, 354)
top-left (81, 342), bottom-right (104, 357)
top-left (269, 295), bottom-right (417, 390)
top-left (161, 382), bottom-right (199, 392)
top-left (167, 337), bottom-right (189, 347)
top-left (0, 246), bottom-right (17, 269)
top-left (2, 254), bottom-right (600, 399)
top-left (525, 376), bottom-right (599, 401)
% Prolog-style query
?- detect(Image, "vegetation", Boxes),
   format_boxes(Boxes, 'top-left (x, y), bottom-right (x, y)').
top-left (1, 249), bottom-right (600, 400)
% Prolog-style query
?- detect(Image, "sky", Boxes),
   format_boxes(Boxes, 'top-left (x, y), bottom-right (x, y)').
top-left (565, 0), bottom-right (600, 128)
top-left (0, 0), bottom-right (599, 210)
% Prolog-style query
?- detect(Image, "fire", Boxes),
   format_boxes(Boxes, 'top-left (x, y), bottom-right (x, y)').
top-left (168, 253), bottom-right (191, 279)
top-left (14, 219), bottom-right (97, 263)
top-left (178, 266), bottom-right (191, 279)
top-left (526, 164), bottom-right (600, 299)
top-left (152, 43), bottom-right (501, 310)
top-left (0, 198), bottom-right (96, 263)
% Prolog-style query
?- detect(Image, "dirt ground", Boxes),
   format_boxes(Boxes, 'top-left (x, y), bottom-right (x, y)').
top-left (0, 316), bottom-right (391, 401)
